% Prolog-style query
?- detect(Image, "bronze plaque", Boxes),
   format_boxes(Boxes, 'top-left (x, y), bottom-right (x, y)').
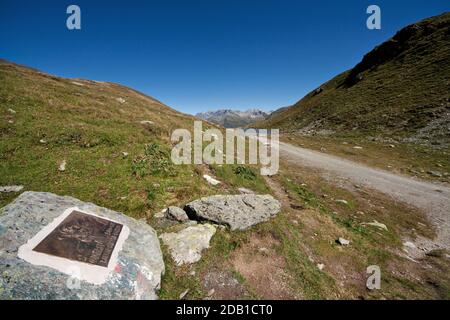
top-left (33, 210), bottom-right (123, 267)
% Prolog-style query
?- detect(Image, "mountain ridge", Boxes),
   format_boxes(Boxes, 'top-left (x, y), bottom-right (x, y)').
top-left (255, 12), bottom-right (450, 147)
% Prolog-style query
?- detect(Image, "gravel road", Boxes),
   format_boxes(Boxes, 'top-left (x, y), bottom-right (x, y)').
top-left (278, 141), bottom-right (450, 249)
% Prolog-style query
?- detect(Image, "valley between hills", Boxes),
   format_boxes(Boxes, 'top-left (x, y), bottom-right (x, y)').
top-left (1, 12), bottom-right (449, 300)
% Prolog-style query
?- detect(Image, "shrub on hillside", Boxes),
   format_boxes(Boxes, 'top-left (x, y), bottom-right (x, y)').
top-left (234, 165), bottom-right (257, 180)
top-left (132, 142), bottom-right (175, 178)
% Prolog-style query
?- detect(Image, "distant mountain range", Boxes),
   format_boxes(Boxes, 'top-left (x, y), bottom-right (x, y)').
top-left (196, 109), bottom-right (269, 128)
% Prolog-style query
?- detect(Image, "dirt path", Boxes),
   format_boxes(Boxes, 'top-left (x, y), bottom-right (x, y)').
top-left (276, 141), bottom-right (450, 249)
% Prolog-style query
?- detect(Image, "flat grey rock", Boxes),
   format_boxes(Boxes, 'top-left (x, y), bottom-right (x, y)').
top-left (184, 194), bottom-right (281, 230)
top-left (0, 192), bottom-right (164, 300)
top-left (160, 224), bottom-right (216, 265)
top-left (166, 206), bottom-right (189, 222)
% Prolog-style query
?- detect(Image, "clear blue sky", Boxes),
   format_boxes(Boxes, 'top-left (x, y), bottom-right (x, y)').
top-left (0, 1), bottom-right (448, 114)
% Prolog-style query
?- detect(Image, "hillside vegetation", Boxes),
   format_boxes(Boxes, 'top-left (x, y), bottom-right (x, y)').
top-left (0, 60), bottom-right (220, 215)
top-left (257, 13), bottom-right (450, 147)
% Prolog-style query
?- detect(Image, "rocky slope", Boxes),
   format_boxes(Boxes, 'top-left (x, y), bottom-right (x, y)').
top-left (196, 108), bottom-right (269, 128)
top-left (256, 13), bottom-right (450, 147)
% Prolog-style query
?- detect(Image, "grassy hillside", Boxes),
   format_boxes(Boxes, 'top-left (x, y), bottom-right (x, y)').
top-left (257, 13), bottom-right (450, 147)
top-left (0, 60), bottom-right (223, 216)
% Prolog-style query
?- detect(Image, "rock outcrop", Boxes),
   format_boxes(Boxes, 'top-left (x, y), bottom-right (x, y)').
top-left (184, 194), bottom-right (281, 230)
top-left (0, 192), bottom-right (164, 300)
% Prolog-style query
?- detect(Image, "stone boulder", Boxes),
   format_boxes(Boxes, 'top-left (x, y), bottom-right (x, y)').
top-left (0, 192), bottom-right (164, 300)
top-left (165, 206), bottom-right (189, 222)
top-left (160, 224), bottom-right (216, 265)
top-left (184, 194), bottom-right (281, 230)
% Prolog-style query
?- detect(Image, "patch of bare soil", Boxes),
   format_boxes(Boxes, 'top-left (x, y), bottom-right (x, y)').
top-left (202, 269), bottom-right (247, 299)
top-left (230, 233), bottom-right (299, 299)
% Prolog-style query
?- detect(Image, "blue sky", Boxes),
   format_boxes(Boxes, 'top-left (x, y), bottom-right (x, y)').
top-left (0, 1), bottom-right (448, 114)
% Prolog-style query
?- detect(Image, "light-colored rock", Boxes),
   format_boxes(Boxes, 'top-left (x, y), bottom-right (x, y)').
top-left (203, 174), bottom-right (221, 186)
top-left (122, 152), bottom-right (129, 158)
top-left (58, 160), bottom-right (66, 172)
top-left (179, 289), bottom-right (189, 299)
top-left (337, 237), bottom-right (350, 246)
top-left (166, 206), bottom-right (189, 222)
top-left (207, 288), bottom-right (215, 297)
top-left (403, 241), bottom-right (416, 249)
top-left (154, 209), bottom-right (166, 219)
top-left (71, 81), bottom-right (84, 86)
top-left (362, 220), bottom-right (388, 231)
top-left (0, 185), bottom-right (24, 193)
top-left (335, 199), bottom-right (348, 205)
top-left (427, 170), bottom-right (442, 177)
top-left (353, 146), bottom-right (363, 150)
top-left (317, 263), bottom-right (325, 271)
top-left (7, 108), bottom-right (16, 114)
top-left (116, 97), bottom-right (126, 104)
top-left (185, 194), bottom-right (281, 230)
top-left (39, 139), bottom-right (47, 144)
top-left (238, 187), bottom-right (254, 194)
top-left (139, 120), bottom-right (154, 125)
top-left (160, 224), bottom-right (216, 265)
top-left (0, 192), bottom-right (164, 300)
